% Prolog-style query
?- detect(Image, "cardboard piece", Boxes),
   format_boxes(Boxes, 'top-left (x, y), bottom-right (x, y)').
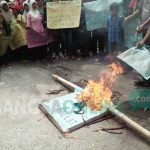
top-left (38, 91), bottom-right (108, 134)
top-left (83, 0), bottom-right (124, 31)
top-left (124, 18), bottom-right (142, 48)
top-left (117, 46), bottom-right (150, 80)
top-left (46, 1), bottom-right (81, 29)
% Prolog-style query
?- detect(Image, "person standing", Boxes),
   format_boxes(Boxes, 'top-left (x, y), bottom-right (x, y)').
top-left (107, 3), bottom-right (124, 53)
top-left (0, 1), bottom-right (13, 24)
top-left (76, 6), bottom-right (90, 59)
top-left (26, 0), bottom-right (47, 62)
top-left (0, 14), bottom-right (12, 67)
top-left (23, 1), bottom-right (30, 18)
top-left (126, 0), bottom-right (150, 47)
top-left (10, 5), bottom-right (28, 63)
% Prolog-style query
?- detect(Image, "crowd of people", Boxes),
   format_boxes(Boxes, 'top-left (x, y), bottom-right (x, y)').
top-left (0, 0), bottom-right (150, 71)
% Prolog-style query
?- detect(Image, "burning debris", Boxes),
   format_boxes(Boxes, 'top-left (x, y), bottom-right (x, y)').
top-left (46, 88), bottom-right (65, 95)
top-left (104, 51), bottom-right (122, 61)
top-left (77, 62), bottom-right (123, 111)
top-left (48, 74), bottom-right (150, 141)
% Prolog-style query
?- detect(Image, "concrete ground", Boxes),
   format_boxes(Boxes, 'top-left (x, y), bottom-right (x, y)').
top-left (0, 56), bottom-right (150, 150)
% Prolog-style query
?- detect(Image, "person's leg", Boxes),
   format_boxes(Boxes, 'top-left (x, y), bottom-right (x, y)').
top-left (51, 30), bottom-right (60, 59)
top-left (108, 42), bottom-right (113, 53)
top-left (0, 52), bottom-right (8, 66)
top-left (116, 42), bottom-right (120, 52)
top-left (91, 30), bottom-right (98, 55)
top-left (111, 42), bottom-right (119, 53)
top-left (30, 47), bottom-right (40, 62)
top-left (83, 31), bottom-right (90, 58)
top-left (11, 48), bottom-right (21, 61)
top-left (142, 29), bottom-right (150, 48)
top-left (54, 35), bottom-right (60, 59)
top-left (21, 45), bottom-right (29, 62)
top-left (97, 30), bottom-right (105, 61)
top-left (68, 29), bottom-right (76, 59)
top-left (59, 31), bottom-right (66, 56)
top-left (40, 45), bottom-right (47, 60)
top-left (78, 32), bottom-right (85, 58)
top-left (62, 29), bottom-right (70, 60)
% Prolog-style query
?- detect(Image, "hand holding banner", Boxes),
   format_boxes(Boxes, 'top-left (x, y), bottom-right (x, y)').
top-left (124, 18), bottom-right (143, 48)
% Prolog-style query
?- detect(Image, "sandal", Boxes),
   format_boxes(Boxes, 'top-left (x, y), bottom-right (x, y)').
top-left (65, 56), bottom-right (70, 61)
top-left (36, 59), bottom-right (40, 63)
top-left (71, 56), bottom-right (76, 60)
top-left (134, 80), bottom-right (150, 86)
top-left (55, 55), bottom-right (59, 60)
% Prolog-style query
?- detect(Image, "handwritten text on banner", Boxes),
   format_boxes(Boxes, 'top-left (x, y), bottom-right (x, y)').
top-left (46, 1), bottom-right (81, 29)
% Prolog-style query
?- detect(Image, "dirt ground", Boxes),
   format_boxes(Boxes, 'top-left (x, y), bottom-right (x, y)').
top-left (0, 56), bottom-right (150, 150)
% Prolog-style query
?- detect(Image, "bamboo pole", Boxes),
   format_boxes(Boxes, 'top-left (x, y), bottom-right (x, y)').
top-left (52, 74), bottom-right (150, 141)
top-left (52, 74), bottom-right (83, 91)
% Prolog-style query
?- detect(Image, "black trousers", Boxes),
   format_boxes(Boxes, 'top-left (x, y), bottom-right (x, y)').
top-left (0, 52), bottom-right (8, 65)
top-left (30, 45), bottom-right (47, 60)
top-left (91, 29), bottom-right (108, 55)
top-left (97, 28), bottom-right (108, 56)
top-left (11, 45), bottom-right (29, 60)
top-left (77, 30), bottom-right (90, 57)
top-left (90, 30), bottom-right (97, 54)
top-left (59, 31), bottom-right (65, 55)
top-left (61, 29), bottom-right (75, 56)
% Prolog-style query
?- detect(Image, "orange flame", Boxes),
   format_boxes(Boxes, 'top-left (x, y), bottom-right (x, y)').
top-left (104, 51), bottom-right (122, 61)
top-left (104, 55), bottom-right (113, 61)
top-left (77, 62), bottom-right (123, 111)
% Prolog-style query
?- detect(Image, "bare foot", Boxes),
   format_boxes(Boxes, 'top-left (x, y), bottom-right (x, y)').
top-left (21, 60), bottom-right (27, 64)
top-left (5, 63), bottom-right (10, 66)
top-left (36, 59), bottom-right (40, 63)
top-left (1, 64), bottom-right (6, 67)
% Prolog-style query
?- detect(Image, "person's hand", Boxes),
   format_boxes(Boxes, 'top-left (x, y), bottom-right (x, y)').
top-left (16, 19), bottom-right (22, 23)
top-left (25, 26), bottom-right (30, 30)
top-left (82, 7), bottom-right (86, 12)
top-left (0, 14), bottom-right (4, 21)
top-left (137, 24), bottom-right (144, 33)
top-left (137, 40), bottom-right (144, 47)
top-left (124, 16), bottom-right (131, 22)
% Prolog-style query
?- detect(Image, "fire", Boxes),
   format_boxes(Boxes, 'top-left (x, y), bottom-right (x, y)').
top-left (104, 55), bottom-right (113, 61)
top-left (104, 51), bottom-right (122, 61)
top-left (77, 62), bottom-right (123, 111)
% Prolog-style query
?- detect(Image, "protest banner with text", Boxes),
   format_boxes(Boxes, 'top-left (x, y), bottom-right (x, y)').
top-left (83, 0), bottom-right (109, 31)
top-left (46, 0), bottom-right (81, 29)
top-left (83, 0), bottom-right (123, 31)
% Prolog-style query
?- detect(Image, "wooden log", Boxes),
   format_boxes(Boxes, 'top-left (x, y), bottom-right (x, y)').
top-left (52, 74), bottom-right (150, 141)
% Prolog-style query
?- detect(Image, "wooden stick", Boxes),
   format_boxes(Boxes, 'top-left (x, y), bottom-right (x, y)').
top-left (52, 74), bottom-right (150, 141)
top-left (108, 107), bottom-right (150, 140)
top-left (52, 74), bottom-right (83, 91)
